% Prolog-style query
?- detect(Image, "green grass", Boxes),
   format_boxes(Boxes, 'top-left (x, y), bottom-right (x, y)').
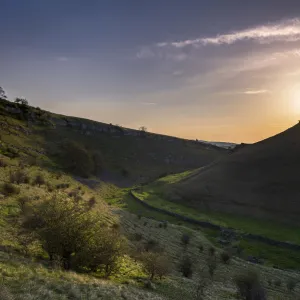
top-left (240, 240), bottom-right (300, 270)
top-left (0, 251), bottom-right (163, 300)
top-left (133, 177), bottom-right (300, 245)
top-left (130, 174), bottom-right (300, 270)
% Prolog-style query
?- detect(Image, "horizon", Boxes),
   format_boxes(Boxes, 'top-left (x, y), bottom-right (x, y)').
top-left (1, 1), bottom-right (300, 143)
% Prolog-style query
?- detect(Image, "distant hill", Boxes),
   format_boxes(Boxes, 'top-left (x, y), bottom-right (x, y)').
top-left (0, 98), bottom-right (226, 185)
top-left (198, 140), bottom-right (237, 149)
top-left (165, 123), bottom-right (300, 225)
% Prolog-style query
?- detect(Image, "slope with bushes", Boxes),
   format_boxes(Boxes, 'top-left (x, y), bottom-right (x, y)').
top-left (0, 98), bottom-right (226, 185)
top-left (1, 98), bottom-right (300, 299)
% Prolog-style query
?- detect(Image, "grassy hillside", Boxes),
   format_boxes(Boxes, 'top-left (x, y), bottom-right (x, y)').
top-left (159, 123), bottom-right (300, 226)
top-left (1, 99), bottom-right (300, 299)
top-left (0, 98), bottom-right (225, 185)
top-left (131, 171), bottom-right (300, 270)
top-left (1, 153), bottom-right (300, 299)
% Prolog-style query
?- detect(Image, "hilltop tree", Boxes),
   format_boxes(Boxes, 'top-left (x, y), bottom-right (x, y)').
top-left (0, 86), bottom-right (7, 100)
top-left (139, 126), bottom-right (147, 132)
top-left (15, 97), bottom-right (29, 106)
top-left (139, 126), bottom-right (147, 137)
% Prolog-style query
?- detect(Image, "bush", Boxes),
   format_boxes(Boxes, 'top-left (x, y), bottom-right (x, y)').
top-left (60, 140), bottom-right (93, 177)
top-left (9, 170), bottom-right (29, 184)
top-left (208, 246), bottom-right (215, 256)
top-left (88, 196), bottom-right (97, 208)
top-left (220, 251), bottom-right (231, 264)
top-left (47, 183), bottom-right (54, 192)
top-left (145, 239), bottom-right (161, 252)
top-left (68, 190), bottom-right (82, 202)
top-left (274, 279), bottom-right (281, 287)
top-left (17, 196), bottom-right (29, 213)
top-left (0, 158), bottom-right (7, 168)
top-left (91, 151), bottom-right (103, 175)
top-left (141, 252), bottom-right (171, 280)
top-left (234, 270), bottom-right (266, 300)
top-left (181, 233), bottom-right (190, 246)
top-left (287, 278), bottom-right (297, 292)
top-left (199, 244), bottom-right (204, 252)
top-left (22, 195), bottom-right (103, 270)
top-left (32, 173), bottom-right (45, 186)
top-left (179, 256), bottom-right (193, 278)
top-left (74, 228), bottom-right (126, 277)
top-left (55, 183), bottom-right (69, 189)
top-left (207, 257), bottom-right (217, 279)
top-left (134, 233), bottom-right (143, 241)
top-left (1, 182), bottom-right (20, 196)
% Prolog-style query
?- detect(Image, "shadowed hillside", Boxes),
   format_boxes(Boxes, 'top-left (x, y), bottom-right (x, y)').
top-left (0, 98), bottom-right (226, 185)
top-left (164, 123), bottom-right (300, 225)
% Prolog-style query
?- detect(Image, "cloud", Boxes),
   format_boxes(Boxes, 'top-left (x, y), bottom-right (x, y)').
top-left (158, 18), bottom-right (300, 48)
top-left (141, 102), bottom-right (157, 105)
top-left (243, 89), bottom-right (270, 95)
top-left (173, 70), bottom-right (183, 76)
top-left (56, 56), bottom-right (69, 62)
top-left (136, 47), bottom-right (155, 59)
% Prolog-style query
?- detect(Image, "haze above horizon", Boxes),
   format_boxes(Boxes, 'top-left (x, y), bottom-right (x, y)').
top-left (1, 0), bottom-right (300, 143)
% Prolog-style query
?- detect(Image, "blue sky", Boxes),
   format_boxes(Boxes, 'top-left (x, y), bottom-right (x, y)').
top-left (1, 0), bottom-right (300, 142)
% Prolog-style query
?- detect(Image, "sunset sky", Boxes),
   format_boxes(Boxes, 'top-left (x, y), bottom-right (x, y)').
top-left (1, 0), bottom-right (300, 143)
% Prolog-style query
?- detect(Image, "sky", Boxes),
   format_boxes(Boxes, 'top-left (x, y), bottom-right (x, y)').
top-left (1, 0), bottom-right (300, 143)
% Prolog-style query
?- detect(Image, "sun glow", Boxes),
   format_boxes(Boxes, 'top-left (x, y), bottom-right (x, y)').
top-left (289, 85), bottom-right (300, 116)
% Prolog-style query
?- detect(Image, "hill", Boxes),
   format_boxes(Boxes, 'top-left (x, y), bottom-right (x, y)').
top-left (0, 98), bottom-right (226, 185)
top-left (198, 140), bottom-right (237, 149)
top-left (163, 123), bottom-right (300, 226)
top-left (1, 99), bottom-right (300, 299)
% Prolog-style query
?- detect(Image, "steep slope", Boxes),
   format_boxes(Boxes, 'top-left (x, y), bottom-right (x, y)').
top-left (0, 99), bottom-right (226, 185)
top-left (166, 123), bottom-right (300, 225)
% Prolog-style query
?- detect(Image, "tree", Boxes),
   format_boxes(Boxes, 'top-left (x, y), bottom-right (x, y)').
top-left (139, 126), bottom-right (147, 132)
top-left (0, 87), bottom-right (7, 100)
top-left (141, 252), bottom-right (171, 280)
top-left (15, 97), bottom-right (28, 105)
top-left (22, 194), bottom-right (98, 270)
top-left (139, 126), bottom-right (147, 137)
top-left (234, 270), bottom-right (266, 300)
top-left (207, 257), bottom-right (217, 279)
top-left (179, 256), bottom-right (193, 278)
top-left (287, 278), bottom-right (297, 293)
top-left (74, 227), bottom-right (126, 277)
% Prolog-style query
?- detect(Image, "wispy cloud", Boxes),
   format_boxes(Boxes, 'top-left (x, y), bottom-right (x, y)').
top-left (173, 70), bottom-right (183, 76)
top-left (141, 102), bottom-right (157, 105)
top-left (243, 89), bottom-right (270, 95)
top-left (157, 18), bottom-right (300, 48)
top-left (136, 47), bottom-right (155, 59)
top-left (56, 56), bottom-right (69, 62)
